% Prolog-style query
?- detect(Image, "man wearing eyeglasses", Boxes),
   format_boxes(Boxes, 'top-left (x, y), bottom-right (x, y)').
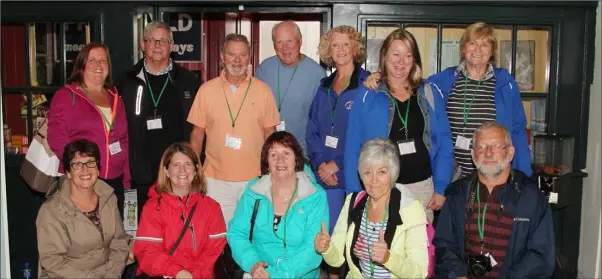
top-left (433, 121), bottom-right (554, 279)
top-left (116, 21), bottom-right (201, 216)
top-left (254, 20), bottom-right (326, 157)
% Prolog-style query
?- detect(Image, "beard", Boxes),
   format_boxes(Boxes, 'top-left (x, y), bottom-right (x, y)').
top-left (474, 153), bottom-right (512, 178)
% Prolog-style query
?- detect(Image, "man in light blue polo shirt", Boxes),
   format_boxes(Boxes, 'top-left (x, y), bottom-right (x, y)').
top-left (255, 20), bottom-right (326, 157)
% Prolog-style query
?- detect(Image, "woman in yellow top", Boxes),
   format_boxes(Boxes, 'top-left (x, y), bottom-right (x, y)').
top-left (314, 137), bottom-right (429, 279)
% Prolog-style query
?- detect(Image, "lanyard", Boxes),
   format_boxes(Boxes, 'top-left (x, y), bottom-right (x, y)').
top-left (389, 92), bottom-right (412, 140)
top-left (273, 184), bottom-right (298, 252)
top-left (143, 70), bottom-right (170, 116)
top-left (364, 198), bottom-right (389, 277)
top-left (277, 62), bottom-right (299, 111)
top-left (462, 75), bottom-right (482, 134)
top-left (222, 79), bottom-right (252, 132)
top-left (474, 181), bottom-right (504, 254)
top-left (327, 75), bottom-right (352, 134)
top-left (80, 87), bottom-right (117, 132)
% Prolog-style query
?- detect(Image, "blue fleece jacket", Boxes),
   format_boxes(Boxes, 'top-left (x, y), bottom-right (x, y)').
top-left (344, 81), bottom-right (454, 195)
top-left (427, 65), bottom-right (533, 177)
top-left (433, 170), bottom-right (555, 279)
top-left (306, 65), bottom-right (371, 190)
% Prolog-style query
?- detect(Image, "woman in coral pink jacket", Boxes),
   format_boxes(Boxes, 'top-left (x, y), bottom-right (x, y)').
top-left (48, 42), bottom-right (130, 216)
top-left (133, 142), bottom-right (227, 279)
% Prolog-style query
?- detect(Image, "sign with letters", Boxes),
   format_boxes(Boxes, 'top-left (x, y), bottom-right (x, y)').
top-left (162, 12), bottom-right (202, 61)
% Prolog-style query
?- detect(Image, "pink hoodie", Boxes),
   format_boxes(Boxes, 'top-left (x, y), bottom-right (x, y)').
top-left (48, 84), bottom-right (130, 188)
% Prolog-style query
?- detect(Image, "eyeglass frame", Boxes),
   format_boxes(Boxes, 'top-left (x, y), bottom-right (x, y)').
top-left (70, 160), bottom-right (98, 171)
top-left (473, 143), bottom-right (511, 154)
top-left (144, 38), bottom-right (173, 47)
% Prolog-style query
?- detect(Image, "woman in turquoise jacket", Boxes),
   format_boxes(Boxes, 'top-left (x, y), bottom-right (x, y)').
top-left (227, 131), bottom-right (329, 279)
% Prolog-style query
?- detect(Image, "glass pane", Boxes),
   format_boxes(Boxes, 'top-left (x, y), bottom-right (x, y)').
top-left (516, 26), bottom-right (550, 93)
top-left (405, 24), bottom-right (437, 77)
top-left (491, 25), bottom-right (512, 72)
top-left (65, 22), bottom-right (91, 80)
top-left (524, 99), bottom-right (547, 161)
top-left (441, 25), bottom-right (466, 71)
top-left (366, 23), bottom-right (400, 72)
top-left (31, 22), bottom-right (60, 87)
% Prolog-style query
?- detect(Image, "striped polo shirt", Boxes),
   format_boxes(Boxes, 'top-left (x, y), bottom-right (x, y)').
top-left (464, 181), bottom-right (514, 279)
top-left (447, 64), bottom-right (497, 177)
top-left (353, 211), bottom-right (390, 278)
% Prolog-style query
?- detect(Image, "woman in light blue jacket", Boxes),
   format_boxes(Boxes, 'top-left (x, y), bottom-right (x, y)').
top-left (227, 131), bottom-right (329, 279)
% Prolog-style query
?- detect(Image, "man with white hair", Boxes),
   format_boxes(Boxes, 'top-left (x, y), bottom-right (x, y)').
top-left (433, 121), bottom-right (554, 279)
top-left (116, 21), bottom-right (201, 214)
top-left (255, 20), bottom-right (326, 157)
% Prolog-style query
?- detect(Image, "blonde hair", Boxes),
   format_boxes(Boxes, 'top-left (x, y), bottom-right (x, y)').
top-left (318, 25), bottom-right (366, 67)
top-left (460, 22), bottom-right (498, 64)
top-left (378, 29), bottom-right (423, 91)
top-left (156, 142), bottom-right (206, 195)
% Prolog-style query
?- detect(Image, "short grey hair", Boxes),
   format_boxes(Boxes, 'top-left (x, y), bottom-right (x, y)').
top-left (358, 138), bottom-right (400, 187)
top-left (472, 121), bottom-right (512, 148)
top-left (221, 33), bottom-right (251, 53)
top-left (143, 21), bottom-right (173, 42)
top-left (271, 20), bottom-right (302, 41)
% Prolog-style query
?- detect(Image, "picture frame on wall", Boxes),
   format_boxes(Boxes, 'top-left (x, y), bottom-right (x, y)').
top-left (500, 40), bottom-right (535, 91)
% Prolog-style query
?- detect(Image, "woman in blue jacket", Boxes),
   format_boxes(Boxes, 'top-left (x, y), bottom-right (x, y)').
top-left (344, 28), bottom-right (454, 222)
top-left (227, 131), bottom-right (328, 279)
top-left (427, 22), bottom-right (532, 179)
top-left (306, 25), bottom-right (370, 234)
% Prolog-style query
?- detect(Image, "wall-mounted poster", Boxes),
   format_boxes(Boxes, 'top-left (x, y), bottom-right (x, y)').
top-left (162, 12), bottom-right (202, 62)
top-left (429, 39), bottom-right (461, 75)
top-left (501, 40), bottom-right (535, 91)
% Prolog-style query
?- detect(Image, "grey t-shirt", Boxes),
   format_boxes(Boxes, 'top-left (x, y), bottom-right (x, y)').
top-left (255, 55), bottom-right (326, 155)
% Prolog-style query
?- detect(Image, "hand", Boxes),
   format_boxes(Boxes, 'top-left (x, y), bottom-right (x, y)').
top-left (370, 230), bottom-right (390, 264)
top-left (322, 173), bottom-right (339, 187)
top-left (126, 241), bottom-right (135, 265)
top-left (363, 72), bottom-right (381, 90)
top-left (318, 161), bottom-right (339, 181)
top-left (251, 262), bottom-right (270, 279)
top-left (426, 193), bottom-right (446, 211)
top-left (314, 222), bottom-right (331, 253)
top-left (175, 270), bottom-right (193, 279)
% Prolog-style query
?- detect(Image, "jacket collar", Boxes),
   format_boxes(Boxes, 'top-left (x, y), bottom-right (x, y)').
top-left (249, 168), bottom-right (318, 204)
top-left (129, 58), bottom-right (180, 84)
top-left (56, 178), bottom-right (115, 212)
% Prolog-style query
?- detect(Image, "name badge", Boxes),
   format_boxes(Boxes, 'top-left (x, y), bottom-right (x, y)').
top-left (109, 141), bottom-right (122, 155)
top-left (276, 120), bottom-right (286, 132)
top-left (146, 117), bottom-right (163, 130)
top-left (455, 135), bottom-right (472, 150)
top-left (397, 139), bottom-right (416, 155)
top-left (225, 134), bottom-right (242, 150)
top-left (325, 135), bottom-right (338, 149)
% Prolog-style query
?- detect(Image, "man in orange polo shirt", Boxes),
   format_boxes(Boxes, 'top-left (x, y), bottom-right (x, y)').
top-left (188, 33), bottom-right (279, 224)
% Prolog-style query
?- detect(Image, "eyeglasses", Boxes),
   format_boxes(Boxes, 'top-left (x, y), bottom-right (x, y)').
top-left (473, 143), bottom-right (510, 153)
top-left (145, 38), bottom-right (171, 46)
top-left (170, 162), bottom-right (195, 170)
top-left (70, 160), bottom-right (98, 170)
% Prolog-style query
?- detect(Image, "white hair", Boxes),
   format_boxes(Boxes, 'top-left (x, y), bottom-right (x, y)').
top-left (271, 20), bottom-right (302, 41)
top-left (358, 138), bottom-right (400, 187)
top-left (472, 120), bottom-right (512, 147)
top-left (143, 21), bottom-right (173, 42)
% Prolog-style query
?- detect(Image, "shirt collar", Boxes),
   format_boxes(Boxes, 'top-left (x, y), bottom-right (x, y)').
top-left (456, 61), bottom-right (495, 81)
top-left (144, 58), bottom-right (173, 76)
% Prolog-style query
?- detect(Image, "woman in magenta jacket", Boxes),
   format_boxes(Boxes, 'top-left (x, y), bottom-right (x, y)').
top-left (48, 42), bottom-right (130, 216)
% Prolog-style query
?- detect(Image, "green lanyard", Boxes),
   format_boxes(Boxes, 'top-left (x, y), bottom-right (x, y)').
top-left (327, 75), bottom-right (352, 134)
top-left (273, 184), bottom-right (298, 253)
top-left (222, 79), bottom-right (252, 132)
top-left (364, 198), bottom-right (389, 277)
top-left (462, 75), bottom-right (482, 135)
top-left (277, 62), bottom-right (299, 111)
top-left (388, 92), bottom-right (412, 140)
top-left (80, 87), bottom-right (114, 132)
top-left (143, 70), bottom-right (170, 116)
top-left (476, 182), bottom-right (488, 244)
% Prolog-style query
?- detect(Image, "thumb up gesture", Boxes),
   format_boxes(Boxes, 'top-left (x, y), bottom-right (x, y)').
top-left (314, 222), bottom-right (331, 253)
top-left (370, 229), bottom-right (390, 264)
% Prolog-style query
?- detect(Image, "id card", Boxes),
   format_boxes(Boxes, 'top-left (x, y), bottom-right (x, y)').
top-left (397, 139), bottom-right (416, 155)
top-left (225, 134), bottom-right (242, 150)
top-left (109, 141), bottom-right (122, 155)
top-left (325, 135), bottom-right (339, 149)
top-left (485, 253), bottom-right (498, 267)
top-left (276, 120), bottom-right (286, 132)
top-left (455, 135), bottom-right (472, 150)
top-left (146, 117), bottom-right (163, 130)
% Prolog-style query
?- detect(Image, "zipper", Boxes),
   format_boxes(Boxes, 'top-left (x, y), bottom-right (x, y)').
top-left (190, 225), bottom-right (197, 251)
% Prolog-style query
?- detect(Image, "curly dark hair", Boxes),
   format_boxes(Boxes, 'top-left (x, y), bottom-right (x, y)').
top-left (260, 131), bottom-right (305, 175)
top-left (62, 139), bottom-right (101, 173)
